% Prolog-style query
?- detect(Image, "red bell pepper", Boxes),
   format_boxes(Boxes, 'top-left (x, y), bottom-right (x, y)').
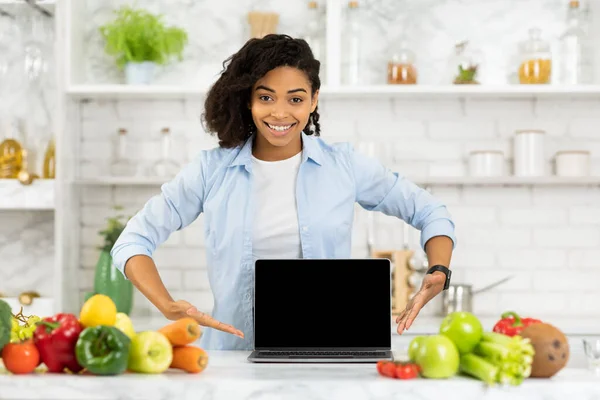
top-left (33, 313), bottom-right (84, 373)
top-left (492, 311), bottom-right (541, 337)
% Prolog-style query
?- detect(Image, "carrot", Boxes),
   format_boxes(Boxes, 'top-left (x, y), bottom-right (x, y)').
top-left (158, 317), bottom-right (202, 346)
top-left (170, 346), bottom-right (209, 374)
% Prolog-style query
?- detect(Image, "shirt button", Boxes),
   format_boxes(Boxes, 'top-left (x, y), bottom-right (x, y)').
top-left (302, 226), bottom-right (308, 232)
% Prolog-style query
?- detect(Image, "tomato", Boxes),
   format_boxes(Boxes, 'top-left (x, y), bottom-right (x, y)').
top-left (395, 362), bottom-right (419, 380)
top-left (376, 360), bottom-right (386, 375)
top-left (381, 362), bottom-right (397, 378)
top-left (1, 340), bottom-right (40, 375)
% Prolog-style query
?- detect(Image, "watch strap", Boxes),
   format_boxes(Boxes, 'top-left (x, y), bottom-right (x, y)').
top-left (426, 265), bottom-right (452, 290)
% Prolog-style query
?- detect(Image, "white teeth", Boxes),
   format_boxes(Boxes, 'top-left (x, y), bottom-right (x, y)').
top-left (268, 123), bottom-right (292, 132)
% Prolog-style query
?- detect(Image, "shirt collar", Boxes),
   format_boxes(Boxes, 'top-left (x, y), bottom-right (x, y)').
top-left (228, 132), bottom-right (323, 168)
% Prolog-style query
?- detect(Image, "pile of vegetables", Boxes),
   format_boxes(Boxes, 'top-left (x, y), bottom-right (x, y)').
top-left (459, 331), bottom-right (534, 386)
top-left (0, 297), bottom-right (209, 376)
top-left (402, 310), bottom-right (543, 387)
top-left (159, 317), bottom-right (209, 374)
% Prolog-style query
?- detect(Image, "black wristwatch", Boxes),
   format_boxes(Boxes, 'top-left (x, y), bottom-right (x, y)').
top-left (426, 265), bottom-right (452, 290)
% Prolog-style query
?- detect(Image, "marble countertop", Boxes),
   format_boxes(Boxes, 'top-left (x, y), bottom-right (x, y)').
top-left (1, 351), bottom-right (600, 400)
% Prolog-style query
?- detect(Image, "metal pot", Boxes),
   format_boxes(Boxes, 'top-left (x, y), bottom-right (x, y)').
top-left (441, 275), bottom-right (513, 316)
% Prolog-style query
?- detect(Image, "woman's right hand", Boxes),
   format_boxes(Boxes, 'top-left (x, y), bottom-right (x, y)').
top-left (163, 300), bottom-right (245, 339)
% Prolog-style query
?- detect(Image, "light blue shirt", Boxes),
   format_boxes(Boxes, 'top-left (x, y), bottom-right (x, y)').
top-left (111, 132), bottom-right (456, 350)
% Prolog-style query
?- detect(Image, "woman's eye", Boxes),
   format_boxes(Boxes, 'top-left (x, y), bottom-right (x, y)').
top-left (259, 95), bottom-right (272, 101)
top-left (291, 97), bottom-right (303, 103)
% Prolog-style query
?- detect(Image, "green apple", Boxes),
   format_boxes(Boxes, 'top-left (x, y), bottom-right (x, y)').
top-left (415, 335), bottom-right (459, 379)
top-left (408, 336), bottom-right (425, 362)
top-left (128, 331), bottom-right (173, 374)
top-left (439, 311), bottom-right (483, 354)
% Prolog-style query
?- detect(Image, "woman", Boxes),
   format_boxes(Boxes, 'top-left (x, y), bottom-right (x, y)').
top-left (111, 34), bottom-right (456, 351)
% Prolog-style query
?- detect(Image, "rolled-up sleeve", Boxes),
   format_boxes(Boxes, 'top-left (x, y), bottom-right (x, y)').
top-left (111, 154), bottom-right (207, 277)
top-left (350, 146), bottom-right (456, 250)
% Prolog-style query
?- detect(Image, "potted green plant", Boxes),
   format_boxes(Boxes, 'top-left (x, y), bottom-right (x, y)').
top-left (85, 207), bottom-right (134, 315)
top-left (99, 5), bottom-right (188, 84)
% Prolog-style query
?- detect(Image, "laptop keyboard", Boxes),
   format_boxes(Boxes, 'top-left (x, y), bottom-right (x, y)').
top-left (264, 351), bottom-right (382, 357)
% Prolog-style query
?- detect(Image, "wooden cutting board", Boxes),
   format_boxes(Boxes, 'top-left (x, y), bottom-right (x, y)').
top-left (371, 249), bottom-right (414, 316)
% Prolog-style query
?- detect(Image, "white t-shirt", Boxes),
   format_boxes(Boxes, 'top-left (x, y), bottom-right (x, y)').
top-left (251, 152), bottom-right (303, 260)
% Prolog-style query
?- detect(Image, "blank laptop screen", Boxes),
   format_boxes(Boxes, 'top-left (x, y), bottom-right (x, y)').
top-left (254, 259), bottom-right (391, 349)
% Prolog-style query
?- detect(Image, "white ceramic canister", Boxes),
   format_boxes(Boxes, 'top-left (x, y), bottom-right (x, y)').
top-left (555, 150), bottom-right (591, 177)
top-left (468, 151), bottom-right (505, 177)
top-left (513, 129), bottom-right (546, 176)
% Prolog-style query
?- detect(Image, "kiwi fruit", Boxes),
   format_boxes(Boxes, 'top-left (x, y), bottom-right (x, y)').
top-left (520, 323), bottom-right (569, 378)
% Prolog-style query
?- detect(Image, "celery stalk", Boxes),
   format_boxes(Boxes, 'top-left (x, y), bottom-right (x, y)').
top-left (482, 331), bottom-right (513, 346)
top-left (467, 331), bottom-right (536, 387)
top-left (474, 342), bottom-right (510, 363)
top-left (460, 354), bottom-right (498, 385)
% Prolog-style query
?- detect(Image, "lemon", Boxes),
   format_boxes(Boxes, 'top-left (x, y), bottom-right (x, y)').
top-left (80, 294), bottom-right (117, 328)
top-left (114, 312), bottom-right (136, 338)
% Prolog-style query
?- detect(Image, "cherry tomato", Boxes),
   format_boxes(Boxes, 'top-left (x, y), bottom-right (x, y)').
top-left (395, 362), bottom-right (419, 380)
top-left (1, 340), bottom-right (40, 375)
top-left (381, 361), bottom-right (397, 378)
top-left (376, 360), bottom-right (387, 375)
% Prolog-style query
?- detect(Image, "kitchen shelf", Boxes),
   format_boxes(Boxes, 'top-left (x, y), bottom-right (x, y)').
top-left (0, 179), bottom-right (55, 210)
top-left (74, 176), bottom-right (600, 187)
top-left (320, 85), bottom-right (600, 99)
top-left (411, 176), bottom-right (600, 187)
top-left (0, 0), bottom-right (55, 9)
top-left (67, 85), bottom-right (208, 100)
top-left (75, 177), bottom-right (169, 186)
top-left (66, 84), bottom-right (600, 100)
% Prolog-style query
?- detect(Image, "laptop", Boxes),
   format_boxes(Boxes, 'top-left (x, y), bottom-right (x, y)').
top-left (247, 259), bottom-right (394, 363)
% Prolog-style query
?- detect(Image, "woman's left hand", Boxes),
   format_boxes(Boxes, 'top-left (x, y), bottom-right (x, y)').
top-left (395, 271), bottom-right (446, 334)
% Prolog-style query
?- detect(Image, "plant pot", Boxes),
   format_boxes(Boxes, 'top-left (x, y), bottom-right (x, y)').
top-left (125, 61), bottom-right (157, 85)
top-left (88, 250), bottom-right (134, 315)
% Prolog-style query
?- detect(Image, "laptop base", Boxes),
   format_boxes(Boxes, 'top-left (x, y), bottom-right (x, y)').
top-left (247, 350), bottom-right (394, 363)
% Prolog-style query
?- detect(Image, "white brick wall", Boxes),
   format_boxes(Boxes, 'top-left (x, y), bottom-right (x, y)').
top-left (75, 95), bottom-right (600, 320)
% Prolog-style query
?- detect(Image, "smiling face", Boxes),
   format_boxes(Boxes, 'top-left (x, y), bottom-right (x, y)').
top-left (250, 66), bottom-right (318, 161)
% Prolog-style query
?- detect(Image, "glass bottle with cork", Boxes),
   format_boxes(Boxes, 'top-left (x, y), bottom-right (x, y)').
top-left (559, 0), bottom-right (587, 84)
top-left (42, 137), bottom-right (55, 179)
top-left (303, 1), bottom-right (326, 81)
top-left (341, 1), bottom-right (361, 85)
top-left (17, 148), bottom-right (35, 185)
top-left (152, 127), bottom-right (181, 178)
top-left (110, 128), bottom-right (136, 176)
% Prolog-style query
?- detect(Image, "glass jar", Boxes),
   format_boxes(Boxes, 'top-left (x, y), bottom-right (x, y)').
top-left (447, 41), bottom-right (482, 84)
top-left (0, 119), bottom-right (24, 179)
top-left (518, 28), bottom-right (552, 84)
top-left (387, 41), bottom-right (417, 84)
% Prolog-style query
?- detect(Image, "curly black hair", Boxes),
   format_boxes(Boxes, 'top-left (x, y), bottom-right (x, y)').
top-left (202, 34), bottom-right (321, 148)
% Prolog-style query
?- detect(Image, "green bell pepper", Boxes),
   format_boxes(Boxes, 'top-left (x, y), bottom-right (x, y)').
top-left (75, 325), bottom-right (131, 375)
